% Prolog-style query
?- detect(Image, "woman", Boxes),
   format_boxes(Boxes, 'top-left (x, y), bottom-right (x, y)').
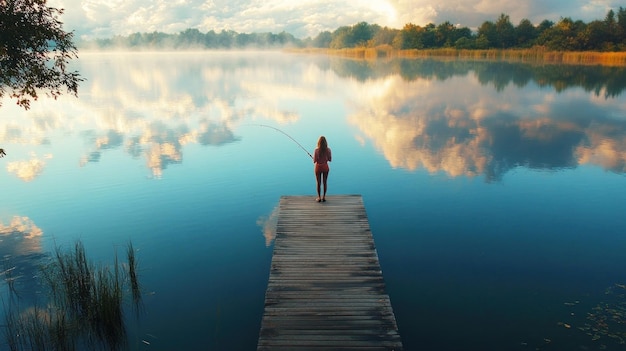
top-left (313, 136), bottom-right (332, 202)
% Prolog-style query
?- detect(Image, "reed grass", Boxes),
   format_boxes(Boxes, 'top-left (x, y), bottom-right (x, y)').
top-left (2, 240), bottom-right (141, 351)
top-left (127, 242), bottom-right (141, 313)
top-left (4, 304), bottom-right (76, 351)
top-left (294, 47), bottom-right (626, 66)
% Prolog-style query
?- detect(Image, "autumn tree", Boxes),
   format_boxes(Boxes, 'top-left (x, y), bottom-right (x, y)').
top-left (537, 17), bottom-right (572, 50)
top-left (370, 26), bottom-right (398, 47)
top-left (395, 23), bottom-right (425, 49)
top-left (0, 0), bottom-right (82, 109)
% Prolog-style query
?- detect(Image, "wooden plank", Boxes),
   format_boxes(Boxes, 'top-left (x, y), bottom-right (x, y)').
top-left (257, 195), bottom-right (403, 351)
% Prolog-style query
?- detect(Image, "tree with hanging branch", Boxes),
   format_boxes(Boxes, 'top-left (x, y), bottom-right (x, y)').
top-left (0, 0), bottom-right (83, 110)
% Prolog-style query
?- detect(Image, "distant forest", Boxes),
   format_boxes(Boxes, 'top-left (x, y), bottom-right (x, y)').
top-left (82, 8), bottom-right (626, 51)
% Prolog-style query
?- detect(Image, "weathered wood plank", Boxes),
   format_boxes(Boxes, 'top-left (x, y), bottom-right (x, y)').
top-left (257, 195), bottom-right (403, 351)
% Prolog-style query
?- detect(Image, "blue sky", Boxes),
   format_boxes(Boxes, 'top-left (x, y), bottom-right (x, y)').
top-left (48, 0), bottom-right (624, 40)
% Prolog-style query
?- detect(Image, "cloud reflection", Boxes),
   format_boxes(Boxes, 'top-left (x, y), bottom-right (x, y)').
top-left (0, 216), bottom-right (45, 301)
top-left (257, 204), bottom-right (279, 247)
top-left (344, 60), bottom-right (626, 180)
top-left (6, 155), bottom-right (50, 182)
top-left (0, 216), bottom-right (43, 242)
top-left (3, 53), bottom-right (626, 181)
top-left (1, 52), bottom-right (308, 179)
top-left (576, 128), bottom-right (626, 173)
top-left (348, 74), bottom-right (491, 178)
top-left (0, 216), bottom-right (44, 265)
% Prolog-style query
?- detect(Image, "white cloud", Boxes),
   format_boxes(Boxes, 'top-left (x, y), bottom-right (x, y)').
top-left (6, 158), bottom-right (46, 182)
top-left (48, 0), bottom-right (620, 39)
top-left (388, 0), bottom-right (615, 29)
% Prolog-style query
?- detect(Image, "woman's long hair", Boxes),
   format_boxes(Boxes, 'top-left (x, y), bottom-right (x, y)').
top-left (317, 136), bottom-right (328, 157)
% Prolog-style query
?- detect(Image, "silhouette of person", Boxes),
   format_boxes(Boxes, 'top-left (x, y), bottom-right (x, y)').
top-left (0, 148), bottom-right (5, 157)
top-left (313, 136), bottom-right (332, 202)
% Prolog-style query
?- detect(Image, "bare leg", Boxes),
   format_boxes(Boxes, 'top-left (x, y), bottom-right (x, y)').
top-left (321, 171), bottom-right (329, 201)
top-left (315, 171), bottom-right (322, 201)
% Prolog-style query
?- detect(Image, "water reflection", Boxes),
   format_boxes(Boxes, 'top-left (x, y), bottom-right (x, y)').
top-left (328, 58), bottom-right (626, 97)
top-left (1, 52), bottom-right (625, 350)
top-left (6, 153), bottom-right (52, 181)
top-left (0, 216), bottom-right (45, 300)
top-left (0, 216), bottom-right (43, 250)
top-left (1, 52), bottom-right (302, 179)
top-left (256, 204), bottom-right (279, 247)
top-left (2, 53), bottom-right (626, 181)
top-left (339, 59), bottom-right (626, 180)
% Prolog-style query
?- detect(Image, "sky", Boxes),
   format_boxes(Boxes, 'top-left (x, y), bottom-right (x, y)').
top-left (43, 0), bottom-right (626, 40)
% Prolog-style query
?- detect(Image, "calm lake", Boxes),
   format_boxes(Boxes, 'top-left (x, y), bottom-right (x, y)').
top-left (1, 51), bottom-right (626, 351)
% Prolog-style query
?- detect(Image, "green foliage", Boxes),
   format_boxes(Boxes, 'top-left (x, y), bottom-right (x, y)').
top-left (78, 8), bottom-right (626, 53)
top-left (455, 37), bottom-right (474, 50)
top-left (0, 0), bottom-right (82, 109)
top-left (326, 57), bottom-right (626, 98)
top-left (90, 28), bottom-right (303, 50)
top-left (477, 21), bottom-right (497, 48)
top-left (495, 14), bottom-right (516, 48)
top-left (351, 22), bottom-right (376, 46)
top-left (329, 26), bottom-right (350, 49)
top-left (398, 23), bottom-right (425, 49)
top-left (516, 19), bottom-right (538, 47)
top-left (328, 22), bottom-right (378, 48)
top-left (370, 26), bottom-right (399, 47)
top-left (311, 31), bottom-right (332, 48)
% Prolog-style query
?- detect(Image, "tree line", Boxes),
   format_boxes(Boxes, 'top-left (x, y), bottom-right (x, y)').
top-left (85, 29), bottom-right (302, 49)
top-left (83, 8), bottom-right (626, 51)
top-left (343, 9), bottom-right (626, 51)
top-left (325, 57), bottom-right (626, 98)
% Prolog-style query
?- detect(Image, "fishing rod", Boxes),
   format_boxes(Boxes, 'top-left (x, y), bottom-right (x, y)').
top-left (247, 124), bottom-right (313, 159)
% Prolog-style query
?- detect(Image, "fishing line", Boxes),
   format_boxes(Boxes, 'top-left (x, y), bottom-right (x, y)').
top-left (245, 124), bottom-right (313, 159)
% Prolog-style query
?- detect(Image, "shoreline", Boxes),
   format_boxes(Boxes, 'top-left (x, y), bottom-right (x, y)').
top-left (289, 47), bottom-right (626, 66)
top-left (73, 47), bottom-right (626, 67)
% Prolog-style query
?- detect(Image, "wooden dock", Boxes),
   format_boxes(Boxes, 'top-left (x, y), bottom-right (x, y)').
top-left (257, 195), bottom-right (403, 351)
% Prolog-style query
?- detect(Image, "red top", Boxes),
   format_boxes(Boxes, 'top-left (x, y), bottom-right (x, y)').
top-left (314, 148), bottom-right (332, 164)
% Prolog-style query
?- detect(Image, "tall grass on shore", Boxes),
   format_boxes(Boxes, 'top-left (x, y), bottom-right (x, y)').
top-left (294, 46), bottom-right (626, 66)
top-left (2, 241), bottom-right (141, 351)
